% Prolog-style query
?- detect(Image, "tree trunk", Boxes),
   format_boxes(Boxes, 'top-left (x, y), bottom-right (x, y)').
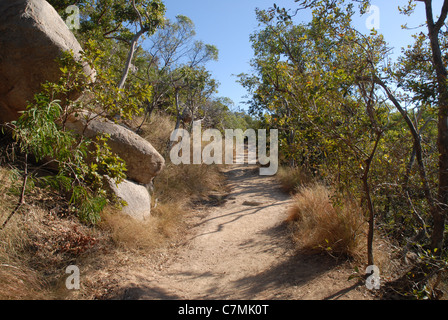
top-left (363, 172), bottom-right (375, 267)
top-left (423, 0), bottom-right (448, 251)
top-left (373, 77), bottom-right (439, 248)
top-left (362, 132), bottom-right (382, 267)
top-left (433, 93), bottom-right (448, 250)
top-left (118, 28), bottom-right (146, 90)
top-left (174, 88), bottom-right (182, 131)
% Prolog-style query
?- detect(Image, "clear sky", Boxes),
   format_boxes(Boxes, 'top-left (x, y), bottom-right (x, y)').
top-left (160, 0), bottom-right (440, 111)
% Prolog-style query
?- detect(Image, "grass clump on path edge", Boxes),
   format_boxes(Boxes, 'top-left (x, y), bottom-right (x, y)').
top-left (285, 183), bottom-right (367, 260)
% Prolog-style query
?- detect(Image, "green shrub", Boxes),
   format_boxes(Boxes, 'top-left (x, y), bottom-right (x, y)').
top-left (3, 47), bottom-right (149, 224)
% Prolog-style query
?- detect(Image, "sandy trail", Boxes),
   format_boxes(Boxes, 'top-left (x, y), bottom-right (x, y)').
top-left (116, 164), bottom-right (371, 300)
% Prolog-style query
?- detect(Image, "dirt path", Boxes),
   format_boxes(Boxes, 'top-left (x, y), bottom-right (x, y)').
top-left (114, 164), bottom-right (373, 300)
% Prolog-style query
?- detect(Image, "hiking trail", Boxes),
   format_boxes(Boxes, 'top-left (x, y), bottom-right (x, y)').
top-left (107, 162), bottom-right (372, 300)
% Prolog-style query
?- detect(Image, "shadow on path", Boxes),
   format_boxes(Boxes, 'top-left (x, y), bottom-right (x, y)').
top-left (111, 164), bottom-right (365, 300)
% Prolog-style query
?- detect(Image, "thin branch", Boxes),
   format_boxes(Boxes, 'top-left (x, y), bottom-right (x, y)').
top-left (435, 0), bottom-right (448, 32)
top-left (132, 0), bottom-right (144, 29)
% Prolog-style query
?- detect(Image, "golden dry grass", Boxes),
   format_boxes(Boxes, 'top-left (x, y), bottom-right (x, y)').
top-left (139, 112), bottom-right (176, 157)
top-left (0, 168), bottom-right (46, 299)
top-left (0, 167), bottom-right (73, 299)
top-left (0, 166), bottom-right (112, 299)
top-left (276, 165), bottom-right (313, 194)
top-left (98, 201), bottom-right (184, 251)
top-left (286, 183), bottom-right (367, 260)
top-left (140, 112), bottom-right (227, 204)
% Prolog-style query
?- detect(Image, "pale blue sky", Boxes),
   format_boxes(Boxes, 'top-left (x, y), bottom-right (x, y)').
top-left (160, 0), bottom-right (441, 110)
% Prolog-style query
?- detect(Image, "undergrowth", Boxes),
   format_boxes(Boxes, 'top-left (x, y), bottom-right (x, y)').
top-left (0, 112), bottom-right (227, 299)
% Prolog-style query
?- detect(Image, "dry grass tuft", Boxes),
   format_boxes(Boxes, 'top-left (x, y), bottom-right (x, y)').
top-left (276, 166), bottom-right (313, 194)
top-left (286, 183), bottom-right (367, 260)
top-left (0, 263), bottom-right (53, 300)
top-left (98, 201), bottom-right (185, 251)
top-left (154, 163), bottom-right (225, 203)
top-left (0, 167), bottom-right (46, 299)
top-left (139, 112), bottom-right (176, 157)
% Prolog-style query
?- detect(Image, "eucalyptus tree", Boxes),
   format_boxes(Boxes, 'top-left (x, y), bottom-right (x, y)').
top-left (392, 0), bottom-right (448, 251)
top-left (238, 11), bottom-right (311, 167)
top-left (241, 1), bottom-right (396, 266)
top-left (182, 66), bottom-right (218, 130)
top-left (247, 0), bottom-right (448, 268)
top-left (142, 15), bottom-right (219, 130)
top-left (48, 0), bottom-right (166, 90)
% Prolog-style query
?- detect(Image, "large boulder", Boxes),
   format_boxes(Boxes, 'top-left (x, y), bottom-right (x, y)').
top-left (104, 177), bottom-right (152, 222)
top-left (65, 113), bottom-right (165, 185)
top-left (0, 0), bottom-right (95, 123)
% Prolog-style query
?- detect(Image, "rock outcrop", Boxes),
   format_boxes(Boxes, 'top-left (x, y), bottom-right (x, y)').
top-left (65, 113), bottom-right (165, 185)
top-left (104, 176), bottom-right (152, 221)
top-left (0, 0), bottom-right (95, 123)
top-left (65, 112), bottom-right (165, 221)
top-left (0, 0), bottom-right (163, 221)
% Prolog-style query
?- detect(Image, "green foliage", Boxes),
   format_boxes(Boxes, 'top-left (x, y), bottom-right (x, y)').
top-left (80, 40), bottom-right (153, 119)
top-left (141, 14), bottom-right (219, 126)
top-left (10, 96), bottom-right (126, 224)
top-left (242, 0), bottom-right (446, 273)
top-left (48, 0), bottom-right (166, 42)
top-left (5, 45), bottom-right (142, 224)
